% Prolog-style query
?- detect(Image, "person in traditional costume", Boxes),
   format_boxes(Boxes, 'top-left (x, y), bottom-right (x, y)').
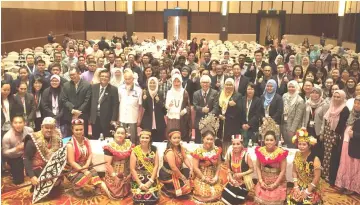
top-left (23, 117), bottom-right (63, 192)
top-left (130, 130), bottom-right (160, 204)
top-left (165, 73), bottom-right (191, 142)
top-left (335, 96), bottom-right (360, 195)
top-left (65, 119), bottom-right (104, 197)
top-left (221, 134), bottom-right (254, 205)
top-left (103, 126), bottom-right (134, 199)
top-left (158, 129), bottom-right (192, 198)
top-left (192, 113), bottom-right (223, 204)
top-left (287, 127), bottom-right (323, 205)
top-left (321, 90), bottom-right (349, 186)
top-left (254, 130), bottom-right (288, 205)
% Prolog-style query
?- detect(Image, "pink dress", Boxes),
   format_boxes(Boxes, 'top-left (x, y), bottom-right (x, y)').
top-left (335, 126), bottom-right (360, 194)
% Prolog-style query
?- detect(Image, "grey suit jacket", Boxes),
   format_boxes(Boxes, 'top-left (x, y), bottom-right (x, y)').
top-left (193, 88), bottom-right (219, 128)
top-left (302, 102), bottom-right (329, 136)
top-left (282, 94), bottom-right (305, 133)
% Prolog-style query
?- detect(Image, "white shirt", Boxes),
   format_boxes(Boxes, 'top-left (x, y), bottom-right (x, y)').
top-left (85, 47), bottom-right (94, 55)
top-left (2, 98), bottom-right (10, 122)
top-left (118, 83), bottom-right (142, 123)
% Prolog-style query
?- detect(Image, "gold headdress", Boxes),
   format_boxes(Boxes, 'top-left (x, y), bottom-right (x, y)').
top-left (292, 127), bottom-right (317, 146)
top-left (259, 117), bottom-right (280, 139)
top-left (199, 113), bottom-right (220, 136)
top-left (139, 130), bottom-right (152, 137)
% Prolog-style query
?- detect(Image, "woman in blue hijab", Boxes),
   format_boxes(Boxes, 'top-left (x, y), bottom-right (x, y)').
top-left (261, 79), bottom-right (284, 124)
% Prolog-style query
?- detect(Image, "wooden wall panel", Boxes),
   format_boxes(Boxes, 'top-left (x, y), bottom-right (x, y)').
top-left (252, 1), bottom-right (261, 13)
top-left (85, 11), bottom-right (126, 31)
top-left (229, 1), bottom-right (239, 14)
top-left (292, 1), bottom-right (303, 14)
top-left (1, 1), bottom-right (84, 11)
top-left (199, 1), bottom-right (210, 12)
top-left (303, 2), bottom-right (314, 14)
top-left (210, 1), bottom-right (221, 12)
top-left (86, 1), bottom-right (94, 11)
top-left (189, 1), bottom-right (199, 12)
top-left (228, 13), bottom-right (256, 34)
top-left (135, 1), bottom-right (145, 11)
top-left (178, 1), bottom-right (188, 10)
top-left (190, 12), bottom-right (221, 33)
top-left (273, 1), bottom-right (282, 10)
top-left (105, 1), bottom-right (116, 11)
top-left (146, 1), bottom-right (157, 11)
top-left (94, 1), bottom-right (105, 11)
top-left (240, 2), bottom-right (252, 13)
top-left (262, 1), bottom-right (272, 10)
top-left (134, 11), bottom-right (163, 32)
top-left (283, 2), bottom-right (293, 14)
top-left (167, 1), bottom-right (177, 9)
top-left (116, 1), bottom-right (127, 12)
top-left (157, 1), bottom-right (167, 11)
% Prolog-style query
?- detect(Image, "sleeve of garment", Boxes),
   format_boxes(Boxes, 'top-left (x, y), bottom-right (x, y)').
top-left (78, 84), bottom-right (92, 112)
top-left (290, 100), bottom-right (306, 133)
top-left (210, 91), bottom-right (220, 115)
top-left (23, 139), bottom-right (37, 178)
top-left (111, 87), bottom-right (120, 121)
top-left (41, 90), bottom-right (54, 118)
top-left (104, 149), bottom-right (114, 156)
top-left (335, 107), bottom-right (350, 136)
top-left (2, 135), bottom-right (18, 158)
top-left (193, 92), bottom-right (203, 113)
top-left (272, 95), bottom-right (284, 124)
top-left (248, 99), bottom-right (261, 128)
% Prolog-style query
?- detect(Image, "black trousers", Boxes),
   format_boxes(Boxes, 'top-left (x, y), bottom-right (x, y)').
top-left (195, 128), bottom-right (202, 144)
top-left (34, 117), bottom-right (43, 132)
top-left (8, 156), bottom-right (24, 185)
top-left (91, 116), bottom-right (111, 140)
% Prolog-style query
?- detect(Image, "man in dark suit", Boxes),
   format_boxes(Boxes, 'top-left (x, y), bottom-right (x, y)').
top-left (62, 67), bottom-right (92, 137)
top-left (193, 75), bottom-right (219, 143)
top-left (201, 51), bottom-right (212, 71)
top-left (230, 63), bottom-right (250, 96)
top-left (89, 69), bottom-right (119, 139)
top-left (104, 52), bottom-right (115, 73)
top-left (245, 50), bottom-right (268, 84)
top-left (211, 64), bottom-right (225, 91)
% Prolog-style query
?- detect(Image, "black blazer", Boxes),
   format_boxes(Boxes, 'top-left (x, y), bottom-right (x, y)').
top-left (141, 91), bottom-right (166, 132)
top-left (185, 79), bottom-right (201, 105)
top-left (210, 75), bottom-right (225, 91)
top-left (61, 79), bottom-right (92, 121)
top-left (217, 92), bottom-right (242, 140)
top-left (41, 87), bottom-right (65, 124)
top-left (14, 93), bottom-right (36, 122)
top-left (240, 96), bottom-right (261, 131)
top-left (89, 84), bottom-right (119, 125)
top-left (260, 93), bottom-right (284, 124)
top-left (193, 88), bottom-right (219, 128)
top-left (226, 75), bottom-right (249, 96)
top-left (272, 74), bottom-right (288, 96)
top-left (244, 61), bottom-right (268, 83)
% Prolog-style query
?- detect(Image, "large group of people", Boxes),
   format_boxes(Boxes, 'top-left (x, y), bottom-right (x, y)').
top-left (1, 34), bottom-right (360, 204)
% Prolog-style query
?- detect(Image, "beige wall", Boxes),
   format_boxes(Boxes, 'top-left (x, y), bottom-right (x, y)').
top-left (191, 33), bottom-right (220, 41)
top-left (86, 32), bottom-right (164, 43)
top-left (1, 1), bottom-right (85, 11)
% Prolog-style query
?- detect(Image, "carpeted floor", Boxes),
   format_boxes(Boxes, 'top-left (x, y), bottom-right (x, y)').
top-left (1, 165), bottom-right (359, 205)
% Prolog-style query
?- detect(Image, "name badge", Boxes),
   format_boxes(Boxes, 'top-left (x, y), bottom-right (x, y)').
top-left (284, 114), bottom-right (288, 121)
top-left (36, 110), bottom-right (41, 118)
top-left (310, 120), bottom-right (315, 127)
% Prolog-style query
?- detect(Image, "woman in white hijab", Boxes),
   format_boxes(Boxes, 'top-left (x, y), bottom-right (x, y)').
top-left (281, 80), bottom-right (305, 148)
top-left (165, 73), bottom-right (191, 142)
top-left (110, 67), bottom-right (124, 87)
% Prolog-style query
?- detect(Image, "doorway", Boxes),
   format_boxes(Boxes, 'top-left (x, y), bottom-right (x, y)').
top-left (256, 10), bottom-right (286, 45)
top-left (167, 16), bottom-right (188, 40)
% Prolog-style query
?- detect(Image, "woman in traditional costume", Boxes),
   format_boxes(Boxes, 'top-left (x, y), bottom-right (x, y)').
top-left (130, 130), bottom-right (159, 204)
top-left (192, 113), bottom-right (223, 204)
top-left (158, 129), bottom-right (192, 197)
top-left (65, 119), bottom-right (104, 197)
top-left (287, 127), bottom-right (323, 205)
top-left (335, 96), bottom-right (360, 195)
top-left (321, 90), bottom-right (349, 186)
top-left (254, 130), bottom-right (288, 205)
top-left (103, 126), bottom-right (134, 199)
top-left (221, 134), bottom-right (254, 205)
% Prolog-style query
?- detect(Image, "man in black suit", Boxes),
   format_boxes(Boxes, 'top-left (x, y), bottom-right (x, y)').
top-left (104, 52), bottom-right (115, 73)
top-left (62, 67), bottom-right (92, 137)
top-left (211, 64), bottom-right (225, 91)
top-left (193, 75), bottom-right (219, 143)
top-left (231, 63), bottom-right (250, 96)
top-left (201, 52), bottom-right (212, 71)
top-left (245, 50), bottom-right (268, 84)
top-left (89, 69), bottom-right (119, 139)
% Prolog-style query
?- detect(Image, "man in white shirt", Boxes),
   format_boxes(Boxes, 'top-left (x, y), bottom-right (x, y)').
top-left (118, 70), bottom-right (142, 144)
top-left (84, 40), bottom-right (94, 55)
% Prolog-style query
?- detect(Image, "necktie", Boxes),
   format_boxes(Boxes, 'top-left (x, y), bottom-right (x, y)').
top-left (203, 92), bottom-right (207, 104)
top-left (99, 87), bottom-right (105, 102)
top-left (235, 77), bottom-right (240, 91)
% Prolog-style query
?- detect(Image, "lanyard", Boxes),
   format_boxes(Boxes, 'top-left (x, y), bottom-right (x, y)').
top-left (246, 99), bottom-right (252, 121)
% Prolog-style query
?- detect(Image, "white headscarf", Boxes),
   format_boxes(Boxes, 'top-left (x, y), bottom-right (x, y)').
top-left (148, 77), bottom-right (159, 98)
top-left (110, 67), bottom-right (124, 87)
top-left (283, 80), bottom-right (301, 115)
top-left (165, 74), bottom-right (184, 119)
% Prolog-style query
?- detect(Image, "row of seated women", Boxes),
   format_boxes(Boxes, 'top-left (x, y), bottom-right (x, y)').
top-left (63, 114), bottom-right (323, 205)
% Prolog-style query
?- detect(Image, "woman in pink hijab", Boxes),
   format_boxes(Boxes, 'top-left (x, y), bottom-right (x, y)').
top-left (321, 90), bottom-right (350, 186)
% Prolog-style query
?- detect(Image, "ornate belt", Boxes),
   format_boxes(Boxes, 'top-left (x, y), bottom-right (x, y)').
top-left (263, 167), bottom-right (280, 173)
top-left (161, 166), bottom-right (173, 175)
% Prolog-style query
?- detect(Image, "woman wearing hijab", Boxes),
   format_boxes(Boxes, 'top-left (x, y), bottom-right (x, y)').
top-left (339, 69), bottom-right (350, 89)
top-left (165, 74), bottom-right (191, 142)
top-left (282, 81), bottom-right (305, 148)
top-left (322, 78), bottom-right (334, 99)
top-left (41, 75), bottom-right (66, 136)
top-left (261, 79), bottom-right (283, 125)
top-left (336, 96), bottom-right (360, 195)
top-left (141, 77), bottom-right (166, 142)
top-left (270, 55), bottom-right (284, 75)
top-left (320, 48), bottom-right (332, 69)
top-left (321, 90), bottom-right (350, 186)
top-left (217, 78), bottom-right (242, 157)
top-left (302, 85), bottom-right (329, 161)
top-left (309, 45), bottom-right (321, 63)
top-left (285, 55), bottom-right (296, 75)
top-left (301, 56), bottom-right (315, 75)
top-left (110, 67), bottom-right (124, 87)
top-left (343, 77), bottom-right (357, 100)
top-left (339, 57), bottom-right (350, 72)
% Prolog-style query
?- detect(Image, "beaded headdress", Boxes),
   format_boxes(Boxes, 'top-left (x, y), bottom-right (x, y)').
top-left (292, 127), bottom-right (317, 146)
top-left (231, 134), bottom-right (243, 141)
top-left (139, 130), bottom-right (152, 137)
top-left (259, 117), bottom-right (280, 139)
top-left (71, 119), bottom-right (84, 125)
top-left (199, 113), bottom-right (220, 136)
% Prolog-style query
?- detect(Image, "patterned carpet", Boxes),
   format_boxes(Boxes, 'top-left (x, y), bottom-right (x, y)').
top-left (1, 165), bottom-right (359, 205)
